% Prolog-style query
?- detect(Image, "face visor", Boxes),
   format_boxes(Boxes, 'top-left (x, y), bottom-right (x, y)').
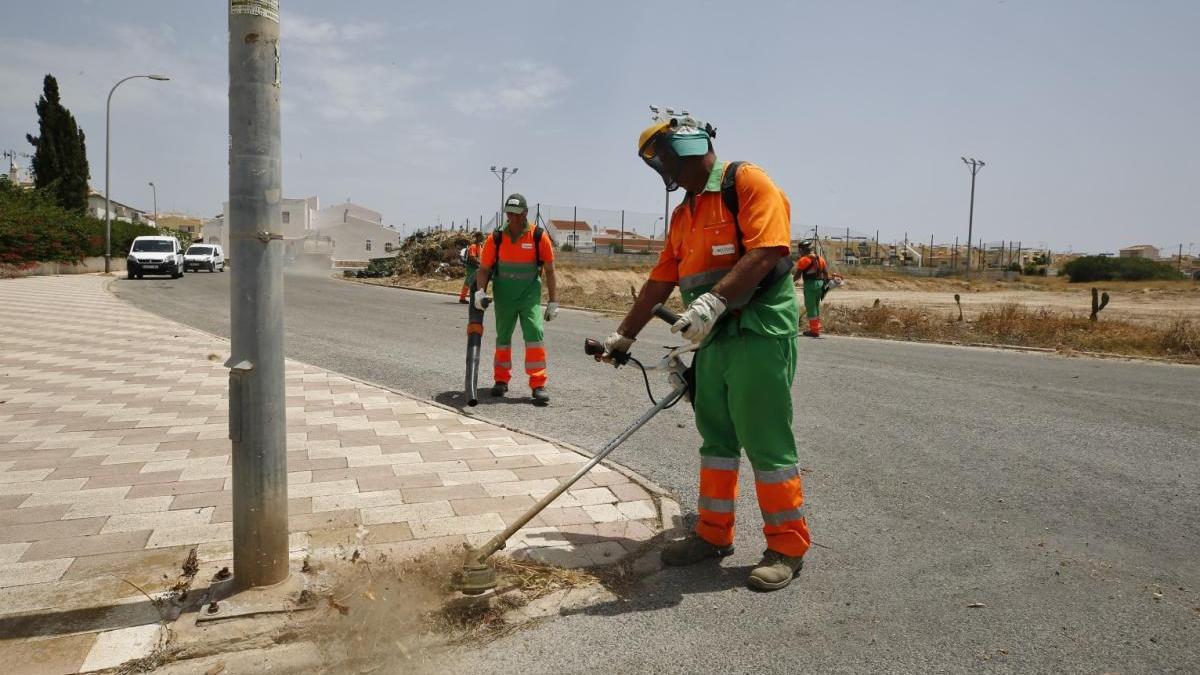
top-left (638, 119), bottom-right (713, 192)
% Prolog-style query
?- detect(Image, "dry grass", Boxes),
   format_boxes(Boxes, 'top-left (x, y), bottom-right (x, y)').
top-left (825, 302), bottom-right (1200, 363)
top-left (350, 268), bottom-right (1197, 363)
top-left (301, 546), bottom-right (603, 670)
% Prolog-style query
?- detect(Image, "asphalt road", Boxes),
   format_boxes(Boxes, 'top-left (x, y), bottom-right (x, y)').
top-left (112, 269), bottom-right (1200, 673)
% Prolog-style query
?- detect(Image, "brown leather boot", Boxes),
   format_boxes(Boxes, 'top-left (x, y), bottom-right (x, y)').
top-left (661, 534), bottom-right (734, 566)
top-left (747, 550), bottom-right (804, 591)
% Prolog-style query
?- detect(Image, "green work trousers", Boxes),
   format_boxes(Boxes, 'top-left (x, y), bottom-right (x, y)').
top-left (492, 280), bottom-right (547, 388)
top-left (694, 329), bottom-right (798, 470)
top-left (692, 328), bottom-right (809, 555)
top-left (801, 278), bottom-right (823, 319)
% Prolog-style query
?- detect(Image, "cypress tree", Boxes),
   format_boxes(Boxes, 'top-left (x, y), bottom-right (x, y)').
top-left (26, 74), bottom-right (90, 213)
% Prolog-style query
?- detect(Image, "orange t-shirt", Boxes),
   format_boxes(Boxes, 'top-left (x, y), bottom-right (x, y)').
top-left (649, 161), bottom-right (791, 302)
top-left (480, 225), bottom-right (555, 270)
top-left (795, 254), bottom-right (827, 278)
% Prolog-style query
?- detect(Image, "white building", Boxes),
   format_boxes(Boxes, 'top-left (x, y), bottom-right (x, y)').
top-left (1119, 244), bottom-right (1160, 259)
top-left (199, 196), bottom-right (398, 267)
top-left (320, 216), bottom-right (402, 266)
top-left (87, 189), bottom-right (148, 224)
top-left (549, 219), bottom-right (593, 249)
top-left (317, 201), bottom-right (382, 228)
top-left (200, 196), bottom-right (321, 255)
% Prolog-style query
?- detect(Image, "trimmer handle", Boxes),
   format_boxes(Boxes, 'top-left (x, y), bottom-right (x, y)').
top-left (584, 338), bottom-right (630, 366)
top-left (652, 303), bottom-right (684, 327)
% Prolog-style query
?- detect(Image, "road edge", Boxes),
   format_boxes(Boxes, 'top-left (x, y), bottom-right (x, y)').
top-left (103, 274), bottom-right (684, 533)
top-left (341, 276), bottom-right (1198, 368)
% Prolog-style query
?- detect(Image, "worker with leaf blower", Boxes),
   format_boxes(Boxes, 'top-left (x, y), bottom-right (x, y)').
top-left (474, 193), bottom-right (559, 404)
top-left (792, 239), bottom-right (829, 337)
top-left (458, 231), bottom-right (484, 304)
top-left (598, 109), bottom-right (812, 591)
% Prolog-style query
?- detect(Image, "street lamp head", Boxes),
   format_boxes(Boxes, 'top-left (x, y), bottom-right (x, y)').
top-left (149, 74), bottom-right (170, 81)
top-left (511, 167), bottom-right (518, 175)
top-left (490, 165), bottom-right (497, 172)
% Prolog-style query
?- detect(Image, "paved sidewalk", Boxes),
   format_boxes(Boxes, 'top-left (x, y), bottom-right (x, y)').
top-left (0, 275), bottom-right (665, 674)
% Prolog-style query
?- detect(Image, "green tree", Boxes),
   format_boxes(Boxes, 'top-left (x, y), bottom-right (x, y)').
top-left (26, 74), bottom-right (90, 213)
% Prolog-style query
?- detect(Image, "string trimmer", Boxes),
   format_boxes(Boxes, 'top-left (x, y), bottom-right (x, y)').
top-left (453, 304), bottom-right (694, 595)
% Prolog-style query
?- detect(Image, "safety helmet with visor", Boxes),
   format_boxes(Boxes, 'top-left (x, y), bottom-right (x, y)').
top-left (638, 115), bottom-right (716, 192)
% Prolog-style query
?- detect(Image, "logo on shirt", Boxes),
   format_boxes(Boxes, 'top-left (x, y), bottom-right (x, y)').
top-left (711, 243), bottom-right (735, 256)
top-left (521, 242), bottom-right (534, 250)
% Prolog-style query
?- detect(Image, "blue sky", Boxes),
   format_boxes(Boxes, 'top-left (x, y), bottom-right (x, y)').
top-left (1, 1), bottom-right (1196, 252)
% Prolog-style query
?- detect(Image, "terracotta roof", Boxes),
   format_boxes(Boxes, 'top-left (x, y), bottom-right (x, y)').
top-left (549, 219), bottom-right (592, 231)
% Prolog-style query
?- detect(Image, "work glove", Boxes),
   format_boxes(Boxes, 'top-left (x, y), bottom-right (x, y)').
top-left (472, 289), bottom-right (491, 311)
top-left (544, 302), bottom-right (559, 322)
top-left (599, 332), bottom-right (635, 365)
top-left (672, 292), bottom-right (726, 344)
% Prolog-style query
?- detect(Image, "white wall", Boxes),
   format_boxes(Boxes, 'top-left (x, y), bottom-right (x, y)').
top-left (200, 217), bottom-right (227, 251)
top-left (319, 216), bottom-right (402, 263)
top-left (318, 202), bottom-right (383, 228)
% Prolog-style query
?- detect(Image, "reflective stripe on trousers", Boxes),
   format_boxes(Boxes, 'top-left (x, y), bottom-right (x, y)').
top-left (696, 455), bottom-right (739, 547)
top-left (753, 464), bottom-right (810, 557)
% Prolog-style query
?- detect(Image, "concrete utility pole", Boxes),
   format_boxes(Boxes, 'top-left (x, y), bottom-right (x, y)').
top-left (228, 0), bottom-right (288, 589)
top-left (105, 74), bottom-right (169, 272)
top-left (491, 166), bottom-right (517, 223)
top-left (148, 181), bottom-right (158, 225)
top-left (961, 157), bottom-right (985, 279)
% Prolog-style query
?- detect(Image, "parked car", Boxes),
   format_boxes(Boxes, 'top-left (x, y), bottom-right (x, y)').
top-left (127, 236), bottom-right (184, 279)
top-left (184, 244), bottom-right (225, 272)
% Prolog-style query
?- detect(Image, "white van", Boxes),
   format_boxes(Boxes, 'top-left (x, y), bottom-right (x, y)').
top-left (184, 244), bottom-right (225, 273)
top-left (127, 236), bottom-right (184, 279)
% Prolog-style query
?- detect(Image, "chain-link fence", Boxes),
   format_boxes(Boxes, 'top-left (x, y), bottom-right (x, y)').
top-left (406, 207), bottom-right (1120, 277)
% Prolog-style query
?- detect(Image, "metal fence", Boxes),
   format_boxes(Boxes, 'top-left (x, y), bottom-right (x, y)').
top-left (409, 209), bottom-right (1196, 277)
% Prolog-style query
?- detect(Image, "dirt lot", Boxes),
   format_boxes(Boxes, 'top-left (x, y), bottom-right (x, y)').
top-left (354, 265), bottom-right (1200, 361)
top-left (365, 264), bottom-right (1199, 324)
top-left (828, 282), bottom-right (1200, 326)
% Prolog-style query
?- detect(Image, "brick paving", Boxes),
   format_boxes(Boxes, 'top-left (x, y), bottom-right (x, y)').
top-left (0, 275), bottom-right (665, 673)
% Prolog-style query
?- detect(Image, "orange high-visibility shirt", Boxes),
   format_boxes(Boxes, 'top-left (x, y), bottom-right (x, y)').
top-left (649, 161), bottom-right (791, 304)
top-left (795, 254), bottom-right (827, 279)
top-left (479, 224), bottom-right (555, 270)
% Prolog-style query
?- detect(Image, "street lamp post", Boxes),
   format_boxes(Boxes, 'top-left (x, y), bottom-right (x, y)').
top-left (961, 157), bottom-right (985, 279)
top-left (148, 181), bottom-right (157, 225)
top-left (105, 74), bottom-right (169, 272)
top-left (229, 1), bottom-right (287, 589)
top-left (490, 166), bottom-right (518, 228)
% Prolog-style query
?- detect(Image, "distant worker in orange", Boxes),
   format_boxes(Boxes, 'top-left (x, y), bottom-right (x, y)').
top-left (473, 194), bottom-right (558, 404)
top-left (459, 232), bottom-right (484, 304)
top-left (792, 240), bottom-right (828, 338)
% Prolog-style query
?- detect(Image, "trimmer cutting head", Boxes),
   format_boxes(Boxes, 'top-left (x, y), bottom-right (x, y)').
top-left (454, 560), bottom-right (497, 596)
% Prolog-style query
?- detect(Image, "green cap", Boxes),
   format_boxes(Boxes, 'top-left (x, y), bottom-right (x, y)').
top-left (503, 193), bottom-right (528, 214)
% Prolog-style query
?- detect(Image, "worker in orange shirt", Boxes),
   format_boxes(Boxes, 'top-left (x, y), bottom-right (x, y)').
top-left (792, 240), bottom-right (829, 337)
top-left (473, 194), bottom-right (558, 404)
top-left (598, 110), bottom-right (811, 591)
top-left (459, 231), bottom-right (484, 304)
